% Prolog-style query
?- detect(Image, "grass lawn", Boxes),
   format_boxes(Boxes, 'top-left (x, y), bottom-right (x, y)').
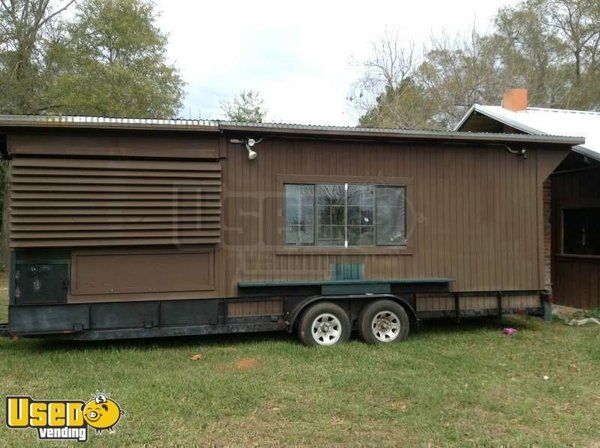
top-left (0, 272), bottom-right (599, 447)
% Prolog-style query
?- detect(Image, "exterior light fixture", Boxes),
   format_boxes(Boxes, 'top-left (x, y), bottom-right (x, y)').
top-left (245, 138), bottom-right (260, 160)
top-left (229, 137), bottom-right (262, 160)
top-left (505, 145), bottom-right (527, 159)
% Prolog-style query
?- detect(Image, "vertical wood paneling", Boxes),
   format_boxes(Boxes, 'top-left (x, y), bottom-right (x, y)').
top-left (551, 167), bottom-right (600, 309)
top-left (222, 138), bottom-right (557, 296)
top-left (8, 130), bottom-right (571, 306)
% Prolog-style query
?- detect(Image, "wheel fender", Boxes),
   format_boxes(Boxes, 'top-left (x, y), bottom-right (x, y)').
top-left (286, 294), bottom-right (418, 333)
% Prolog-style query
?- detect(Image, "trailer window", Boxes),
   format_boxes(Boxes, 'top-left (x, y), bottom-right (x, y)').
top-left (284, 183), bottom-right (406, 247)
top-left (347, 185), bottom-right (375, 245)
top-left (376, 186), bottom-right (406, 245)
top-left (317, 184), bottom-right (346, 246)
top-left (285, 184), bottom-right (315, 245)
top-left (563, 208), bottom-right (600, 256)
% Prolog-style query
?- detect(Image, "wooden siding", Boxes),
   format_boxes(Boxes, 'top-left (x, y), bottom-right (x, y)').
top-left (220, 138), bottom-right (566, 296)
top-left (6, 131), bottom-right (220, 159)
top-left (9, 157), bottom-right (222, 248)
top-left (551, 167), bottom-right (600, 309)
top-left (70, 248), bottom-right (215, 302)
top-left (4, 129), bottom-right (568, 304)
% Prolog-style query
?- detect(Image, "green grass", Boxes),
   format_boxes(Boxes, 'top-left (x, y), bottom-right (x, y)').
top-left (0, 272), bottom-right (599, 447)
top-left (0, 270), bottom-right (6, 323)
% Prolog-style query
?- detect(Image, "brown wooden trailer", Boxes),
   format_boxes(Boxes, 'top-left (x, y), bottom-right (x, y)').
top-left (0, 116), bottom-right (583, 345)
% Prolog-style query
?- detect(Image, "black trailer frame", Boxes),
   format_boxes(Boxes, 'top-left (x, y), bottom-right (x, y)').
top-left (2, 288), bottom-right (550, 341)
top-left (0, 249), bottom-right (552, 341)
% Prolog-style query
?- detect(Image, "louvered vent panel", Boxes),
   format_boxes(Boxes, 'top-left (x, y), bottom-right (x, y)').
top-left (10, 158), bottom-right (222, 247)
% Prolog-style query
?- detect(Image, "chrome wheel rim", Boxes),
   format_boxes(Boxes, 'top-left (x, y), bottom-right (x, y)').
top-left (371, 310), bottom-right (401, 342)
top-left (311, 313), bottom-right (342, 346)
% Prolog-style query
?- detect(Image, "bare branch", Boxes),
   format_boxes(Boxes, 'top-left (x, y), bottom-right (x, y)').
top-left (39, 0), bottom-right (76, 27)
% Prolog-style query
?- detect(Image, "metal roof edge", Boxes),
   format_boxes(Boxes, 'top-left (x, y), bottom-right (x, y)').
top-left (0, 114), bottom-right (585, 146)
top-left (0, 115), bottom-right (220, 133)
top-left (455, 106), bottom-right (600, 162)
top-left (453, 104), bottom-right (477, 131)
top-left (455, 104), bottom-right (544, 135)
top-left (572, 145), bottom-right (600, 161)
top-left (220, 122), bottom-right (584, 146)
top-left (474, 106), bottom-right (544, 135)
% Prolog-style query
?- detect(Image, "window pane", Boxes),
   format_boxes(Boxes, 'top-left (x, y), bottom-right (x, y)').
top-left (285, 184), bottom-right (315, 245)
top-left (376, 186), bottom-right (406, 246)
top-left (348, 226), bottom-right (374, 246)
top-left (563, 208), bottom-right (600, 255)
top-left (348, 185), bottom-right (374, 207)
top-left (316, 185), bottom-right (345, 246)
top-left (347, 185), bottom-right (374, 246)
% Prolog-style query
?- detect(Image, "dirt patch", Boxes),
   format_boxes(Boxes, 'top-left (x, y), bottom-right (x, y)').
top-left (213, 357), bottom-right (259, 372)
top-left (552, 304), bottom-right (586, 320)
top-left (236, 358), bottom-right (259, 370)
top-left (388, 401), bottom-right (409, 412)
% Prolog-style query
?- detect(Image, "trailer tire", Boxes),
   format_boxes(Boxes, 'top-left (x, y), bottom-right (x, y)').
top-left (359, 300), bottom-right (410, 344)
top-left (298, 302), bottom-right (351, 347)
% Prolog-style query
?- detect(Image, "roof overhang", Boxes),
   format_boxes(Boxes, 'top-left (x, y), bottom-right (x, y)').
top-left (220, 122), bottom-right (582, 146)
top-left (0, 114), bottom-right (585, 147)
top-left (456, 105), bottom-right (596, 161)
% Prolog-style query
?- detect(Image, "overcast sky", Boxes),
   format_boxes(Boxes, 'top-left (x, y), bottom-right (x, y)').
top-left (154, 0), bottom-right (522, 125)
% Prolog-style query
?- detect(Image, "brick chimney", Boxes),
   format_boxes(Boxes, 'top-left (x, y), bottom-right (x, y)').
top-left (502, 88), bottom-right (528, 112)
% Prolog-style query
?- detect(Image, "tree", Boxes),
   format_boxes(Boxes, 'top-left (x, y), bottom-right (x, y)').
top-left (0, 0), bottom-right (185, 267)
top-left (45, 0), bottom-right (183, 117)
top-left (351, 30), bottom-right (502, 129)
top-left (357, 79), bottom-right (436, 129)
top-left (416, 32), bottom-right (506, 129)
top-left (540, 0), bottom-right (600, 108)
top-left (543, 0), bottom-right (600, 82)
top-left (352, 0), bottom-right (600, 130)
top-left (349, 30), bottom-right (435, 129)
top-left (0, 0), bottom-right (76, 114)
top-left (489, 0), bottom-right (600, 110)
top-left (493, 1), bottom-right (574, 108)
top-left (221, 90), bottom-right (266, 123)
top-left (0, 0), bottom-right (184, 117)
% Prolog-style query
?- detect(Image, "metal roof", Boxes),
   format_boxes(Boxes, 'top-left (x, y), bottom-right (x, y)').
top-left (456, 105), bottom-right (600, 160)
top-left (0, 114), bottom-right (219, 132)
top-left (0, 114), bottom-right (585, 146)
top-left (220, 121), bottom-right (583, 145)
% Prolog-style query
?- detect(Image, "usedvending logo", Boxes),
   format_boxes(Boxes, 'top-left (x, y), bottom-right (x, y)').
top-left (6, 393), bottom-right (123, 442)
